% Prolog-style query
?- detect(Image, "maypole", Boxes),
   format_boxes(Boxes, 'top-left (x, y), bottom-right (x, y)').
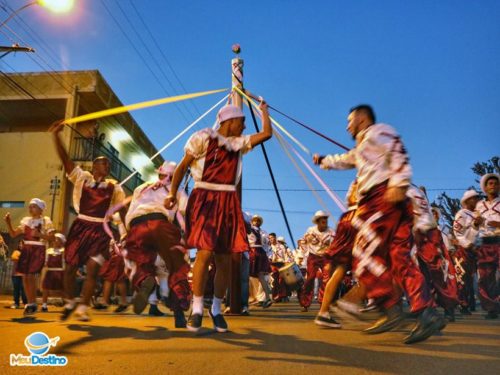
top-left (229, 44), bottom-right (244, 314)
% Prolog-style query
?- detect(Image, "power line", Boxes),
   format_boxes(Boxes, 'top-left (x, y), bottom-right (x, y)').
top-left (0, 2), bottom-right (68, 70)
top-left (99, 0), bottom-right (196, 127)
top-left (127, 0), bottom-right (205, 121)
top-left (115, 0), bottom-right (200, 124)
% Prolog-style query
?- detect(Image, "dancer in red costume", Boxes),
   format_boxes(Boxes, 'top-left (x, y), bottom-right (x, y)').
top-left (125, 161), bottom-right (191, 327)
top-left (474, 173), bottom-right (500, 319)
top-left (453, 189), bottom-right (480, 314)
top-left (165, 101), bottom-right (272, 332)
top-left (4, 198), bottom-right (55, 316)
top-left (52, 122), bottom-right (126, 321)
top-left (298, 211), bottom-right (335, 312)
top-left (313, 104), bottom-right (444, 344)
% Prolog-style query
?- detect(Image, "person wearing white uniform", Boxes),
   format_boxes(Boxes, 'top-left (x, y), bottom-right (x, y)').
top-left (313, 104), bottom-right (444, 344)
top-left (4, 198), bottom-right (55, 316)
top-left (473, 173), bottom-right (500, 319)
top-left (298, 211), bottom-right (335, 312)
top-left (248, 215), bottom-right (272, 308)
top-left (269, 233), bottom-right (291, 302)
top-left (453, 189), bottom-right (481, 314)
top-left (124, 161), bottom-right (191, 328)
top-left (407, 185), bottom-right (458, 320)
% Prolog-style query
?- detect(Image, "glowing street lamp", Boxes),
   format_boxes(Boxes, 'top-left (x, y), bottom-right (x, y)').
top-left (0, 0), bottom-right (74, 28)
top-left (38, 0), bottom-right (75, 14)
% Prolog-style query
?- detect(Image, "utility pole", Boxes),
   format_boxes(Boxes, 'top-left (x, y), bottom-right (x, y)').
top-left (49, 176), bottom-right (61, 221)
top-left (229, 44), bottom-right (244, 314)
top-left (0, 44), bottom-right (34, 59)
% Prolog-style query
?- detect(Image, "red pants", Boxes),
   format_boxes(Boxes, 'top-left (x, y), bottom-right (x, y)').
top-left (324, 209), bottom-right (356, 268)
top-left (271, 264), bottom-right (288, 301)
top-left (100, 253), bottom-right (127, 283)
top-left (476, 242), bottom-right (499, 313)
top-left (452, 246), bottom-right (476, 308)
top-left (353, 183), bottom-right (431, 312)
top-left (299, 253), bottom-right (327, 308)
top-left (125, 218), bottom-right (191, 311)
top-left (417, 229), bottom-right (458, 310)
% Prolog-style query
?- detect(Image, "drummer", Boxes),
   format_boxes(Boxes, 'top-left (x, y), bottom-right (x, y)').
top-left (269, 233), bottom-right (291, 302)
top-left (298, 211), bottom-right (335, 312)
top-left (248, 214), bottom-right (273, 308)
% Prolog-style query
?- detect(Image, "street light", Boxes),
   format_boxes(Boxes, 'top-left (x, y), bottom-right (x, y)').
top-left (0, 0), bottom-right (74, 28)
top-left (38, 0), bottom-right (75, 14)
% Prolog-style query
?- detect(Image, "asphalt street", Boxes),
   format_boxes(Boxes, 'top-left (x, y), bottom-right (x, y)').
top-left (1, 298), bottom-right (499, 375)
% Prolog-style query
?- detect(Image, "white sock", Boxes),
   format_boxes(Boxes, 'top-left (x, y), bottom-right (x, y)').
top-left (211, 296), bottom-right (222, 316)
top-left (75, 304), bottom-right (88, 314)
top-left (42, 303), bottom-right (47, 308)
top-left (64, 299), bottom-right (76, 309)
top-left (192, 295), bottom-right (204, 315)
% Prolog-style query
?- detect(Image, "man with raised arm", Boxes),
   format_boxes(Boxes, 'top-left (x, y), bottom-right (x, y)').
top-left (165, 101), bottom-right (272, 332)
top-left (51, 123), bottom-right (125, 321)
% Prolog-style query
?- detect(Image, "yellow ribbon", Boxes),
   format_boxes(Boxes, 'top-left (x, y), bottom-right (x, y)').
top-left (63, 88), bottom-right (228, 125)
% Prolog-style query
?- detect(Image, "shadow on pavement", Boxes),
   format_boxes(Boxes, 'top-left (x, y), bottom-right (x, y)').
top-left (53, 323), bottom-right (500, 374)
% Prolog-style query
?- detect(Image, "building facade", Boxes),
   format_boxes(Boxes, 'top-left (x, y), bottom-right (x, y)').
top-left (0, 70), bottom-right (163, 235)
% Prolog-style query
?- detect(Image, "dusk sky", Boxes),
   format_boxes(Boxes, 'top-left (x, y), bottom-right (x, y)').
top-left (1, 0), bottom-right (499, 245)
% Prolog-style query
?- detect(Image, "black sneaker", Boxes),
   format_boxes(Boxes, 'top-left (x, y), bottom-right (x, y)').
top-left (209, 310), bottom-right (228, 333)
top-left (23, 304), bottom-right (37, 316)
top-left (93, 303), bottom-right (109, 311)
top-left (444, 309), bottom-right (455, 322)
top-left (60, 305), bottom-right (76, 321)
top-left (174, 310), bottom-right (187, 328)
top-left (315, 314), bottom-right (342, 328)
top-left (114, 304), bottom-right (129, 313)
top-left (364, 305), bottom-right (404, 334)
top-left (132, 276), bottom-right (156, 315)
top-left (485, 311), bottom-right (498, 320)
top-left (187, 313), bottom-right (203, 332)
top-left (262, 299), bottom-right (273, 309)
top-left (41, 306), bottom-right (48, 312)
top-left (404, 307), bottom-right (446, 344)
top-left (459, 306), bottom-right (472, 315)
top-left (148, 304), bottom-right (165, 316)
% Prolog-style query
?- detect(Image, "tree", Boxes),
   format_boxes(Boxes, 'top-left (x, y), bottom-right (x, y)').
top-left (471, 156), bottom-right (499, 183)
top-left (433, 156), bottom-right (499, 229)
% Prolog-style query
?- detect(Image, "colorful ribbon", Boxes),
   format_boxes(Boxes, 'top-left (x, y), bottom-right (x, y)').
top-left (63, 88), bottom-right (228, 125)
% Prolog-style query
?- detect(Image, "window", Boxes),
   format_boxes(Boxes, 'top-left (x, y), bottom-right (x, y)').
top-left (0, 201), bottom-right (25, 208)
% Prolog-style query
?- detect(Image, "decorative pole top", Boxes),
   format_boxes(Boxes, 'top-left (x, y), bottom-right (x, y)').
top-left (232, 43), bottom-right (241, 57)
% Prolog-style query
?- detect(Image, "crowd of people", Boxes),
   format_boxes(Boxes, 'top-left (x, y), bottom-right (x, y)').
top-left (1, 101), bottom-right (498, 345)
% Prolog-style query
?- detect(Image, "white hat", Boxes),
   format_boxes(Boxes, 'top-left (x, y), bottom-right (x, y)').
top-left (460, 189), bottom-right (480, 206)
top-left (157, 161), bottom-right (177, 175)
top-left (277, 236), bottom-right (286, 243)
top-left (29, 198), bottom-right (46, 211)
top-left (217, 105), bottom-right (245, 124)
top-left (54, 233), bottom-right (66, 244)
top-left (480, 173), bottom-right (499, 194)
top-left (251, 214), bottom-right (263, 225)
top-left (312, 210), bottom-right (329, 224)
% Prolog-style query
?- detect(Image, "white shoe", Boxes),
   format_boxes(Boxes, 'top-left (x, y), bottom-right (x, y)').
top-left (74, 305), bottom-right (91, 322)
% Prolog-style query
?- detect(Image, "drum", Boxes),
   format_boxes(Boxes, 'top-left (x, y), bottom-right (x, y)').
top-left (278, 262), bottom-right (304, 290)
